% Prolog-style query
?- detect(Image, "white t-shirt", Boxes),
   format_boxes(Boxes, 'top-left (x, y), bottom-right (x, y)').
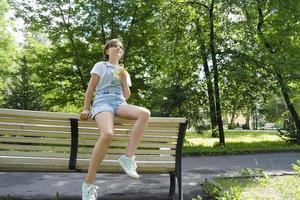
top-left (90, 61), bottom-right (132, 88)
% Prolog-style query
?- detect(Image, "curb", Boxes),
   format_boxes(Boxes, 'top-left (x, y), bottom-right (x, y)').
top-left (183, 148), bottom-right (300, 157)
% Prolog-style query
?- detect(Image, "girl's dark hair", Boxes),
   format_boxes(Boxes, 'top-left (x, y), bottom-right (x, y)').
top-left (103, 39), bottom-right (125, 60)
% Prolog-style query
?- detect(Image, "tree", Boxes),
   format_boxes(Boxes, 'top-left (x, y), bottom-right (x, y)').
top-left (255, 0), bottom-right (300, 139)
top-left (181, 0), bottom-right (225, 144)
top-left (10, 0), bottom-right (166, 111)
top-left (4, 55), bottom-right (44, 110)
top-left (0, 0), bottom-right (17, 106)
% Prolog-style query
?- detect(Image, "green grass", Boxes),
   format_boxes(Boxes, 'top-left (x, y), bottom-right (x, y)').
top-left (208, 175), bottom-right (300, 200)
top-left (183, 130), bottom-right (300, 156)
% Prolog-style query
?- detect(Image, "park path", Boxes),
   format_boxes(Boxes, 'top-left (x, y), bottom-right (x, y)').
top-left (0, 152), bottom-right (299, 199)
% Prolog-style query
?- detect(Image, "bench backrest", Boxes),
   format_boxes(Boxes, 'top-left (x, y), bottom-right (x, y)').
top-left (0, 108), bottom-right (187, 173)
top-left (264, 123), bottom-right (276, 129)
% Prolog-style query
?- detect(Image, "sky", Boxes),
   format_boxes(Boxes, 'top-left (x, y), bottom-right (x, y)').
top-left (6, 7), bottom-right (25, 44)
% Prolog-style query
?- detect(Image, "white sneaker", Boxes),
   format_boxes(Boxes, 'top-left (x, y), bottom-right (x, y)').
top-left (82, 182), bottom-right (98, 200)
top-left (118, 155), bottom-right (139, 179)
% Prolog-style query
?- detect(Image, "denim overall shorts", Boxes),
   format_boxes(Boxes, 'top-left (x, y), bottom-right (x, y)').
top-left (91, 63), bottom-right (127, 119)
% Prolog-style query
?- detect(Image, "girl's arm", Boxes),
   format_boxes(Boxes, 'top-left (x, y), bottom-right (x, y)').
top-left (80, 74), bottom-right (100, 120)
top-left (121, 81), bottom-right (131, 100)
top-left (120, 70), bottom-right (131, 100)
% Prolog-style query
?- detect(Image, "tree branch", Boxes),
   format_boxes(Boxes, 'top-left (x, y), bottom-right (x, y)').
top-left (57, 0), bottom-right (86, 90)
top-left (123, 5), bottom-right (138, 64)
top-left (256, 0), bottom-right (275, 53)
top-left (181, 1), bottom-right (209, 10)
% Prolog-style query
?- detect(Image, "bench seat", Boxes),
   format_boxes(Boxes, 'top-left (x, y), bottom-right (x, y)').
top-left (0, 108), bottom-right (187, 199)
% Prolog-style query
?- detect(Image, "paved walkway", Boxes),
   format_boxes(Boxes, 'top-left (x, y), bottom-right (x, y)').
top-left (0, 152), bottom-right (299, 200)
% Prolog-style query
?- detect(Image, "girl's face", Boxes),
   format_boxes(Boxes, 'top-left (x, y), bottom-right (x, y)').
top-left (106, 43), bottom-right (124, 60)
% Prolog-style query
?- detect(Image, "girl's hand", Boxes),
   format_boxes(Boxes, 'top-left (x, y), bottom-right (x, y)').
top-left (118, 64), bottom-right (128, 85)
top-left (120, 69), bottom-right (127, 85)
top-left (80, 109), bottom-right (91, 120)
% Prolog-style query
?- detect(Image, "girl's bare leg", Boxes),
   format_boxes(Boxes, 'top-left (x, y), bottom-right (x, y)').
top-left (116, 105), bottom-right (150, 157)
top-left (85, 111), bottom-right (114, 184)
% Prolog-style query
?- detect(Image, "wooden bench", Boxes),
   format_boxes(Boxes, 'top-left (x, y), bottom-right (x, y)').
top-left (262, 123), bottom-right (277, 130)
top-left (0, 108), bottom-right (187, 200)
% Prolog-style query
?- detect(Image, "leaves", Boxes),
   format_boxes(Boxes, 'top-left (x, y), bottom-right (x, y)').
top-left (2, 0), bottom-right (299, 134)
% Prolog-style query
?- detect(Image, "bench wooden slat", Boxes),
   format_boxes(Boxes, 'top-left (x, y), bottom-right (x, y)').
top-left (0, 136), bottom-right (176, 148)
top-left (0, 144), bottom-right (71, 152)
top-left (0, 151), bottom-right (70, 158)
top-left (0, 163), bottom-right (174, 173)
top-left (0, 116), bottom-right (70, 126)
top-left (77, 159), bottom-right (175, 172)
top-left (0, 165), bottom-right (174, 173)
top-left (0, 164), bottom-right (72, 172)
top-left (0, 156), bottom-right (70, 171)
top-left (0, 155), bottom-right (69, 164)
top-left (114, 117), bottom-right (185, 124)
top-left (79, 141), bottom-right (176, 148)
top-left (79, 134), bottom-right (177, 143)
top-left (0, 144), bottom-right (175, 155)
top-left (0, 117), bottom-right (179, 130)
top-left (80, 129), bottom-right (179, 136)
top-left (0, 151), bottom-right (175, 161)
top-left (79, 128), bottom-right (179, 136)
top-left (81, 154), bottom-right (175, 161)
top-left (0, 118), bottom-right (180, 131)
top-left (79, 121), bottom-right (180, 128)
top-left (79, 126), bottom-right (179, 132)
top-left (0, 108), bottom-right (186, 123)
top-left (0, 130), bottom-right (177, 142)
top-left (0, 129), bottom-right (70, 138)
top-left (0, 120), bottom-right (178, 132)
top-left (0, 129), bottom-right (178, 139)
top-left (78, 148), bottom-right (176, 155)
top-left (0, 136), bottom-right (71, 145)
top-left (0, 124), bottom-right (179, 137)
top-left (0, 123), bottom-right (71, 132)
top-left (0, 156), bottom-right (175, 170)
top-left (0, 129), bottom-right (177, 143)
top-left (0, 109), bottom-right (78, 120)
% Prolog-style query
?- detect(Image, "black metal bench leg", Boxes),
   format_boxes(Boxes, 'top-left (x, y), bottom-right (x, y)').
top-left (177, 171), bottom-right (183, 200)
top-left (168, 172), bottom-right (176, 199)
top-left (175, 122), bottom-right (187, 200)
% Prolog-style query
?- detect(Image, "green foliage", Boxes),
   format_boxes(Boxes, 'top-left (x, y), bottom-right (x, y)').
top-left (0, 0), bottom-right (18, 106)
top-left (3, 55), bottom-right (44, 110)
top-left (201, 178), bottom-right (243, 200)
top-left (203, 174), bottom-right (300, 200)
top-left (278, 114), bottom-right (300, 144)
top-left (292, 160), bottom-right (300, 174)
top-left (4, 0), bottom-right (300, 137)
top-left (201, 179), bottom-right (222, 199)
top-left (192, 195), bottom-right (203, 200)
top-left (260, 93), bottom-right (286, 123)
top-left (55, 192), bottom-right (61, 200)
top-left (0, 195), bottom-right (13, 200)
top-left (238, 168), bottom-right (268, 178)
top-left (184, 130), bottom-right (300, 156)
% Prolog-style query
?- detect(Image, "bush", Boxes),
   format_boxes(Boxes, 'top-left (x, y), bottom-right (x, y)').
top-left (278, 118), bottom-right (300, 144)
top-left (292, 160), bottom-right (300, 174)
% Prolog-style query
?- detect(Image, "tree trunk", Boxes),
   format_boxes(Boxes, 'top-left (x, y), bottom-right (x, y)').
top-left (110, 0), bottom-right (117, 38)
top-left (209, 0), bottom-right (225, 146)
top-left (57, 3), bottom-right (86, 91)
top-left (229, 104), bottom-right (237, 129)
top-left (245, 114), bottom-right (250, 129)
top-left (274, 66), bottom-right (300, 133)
top-left (99, 0), bottom-right (107, 43)
top-left (123, 6), bottom-right (138, 64)
top-left (199, 40), bottom-right (218, 137)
